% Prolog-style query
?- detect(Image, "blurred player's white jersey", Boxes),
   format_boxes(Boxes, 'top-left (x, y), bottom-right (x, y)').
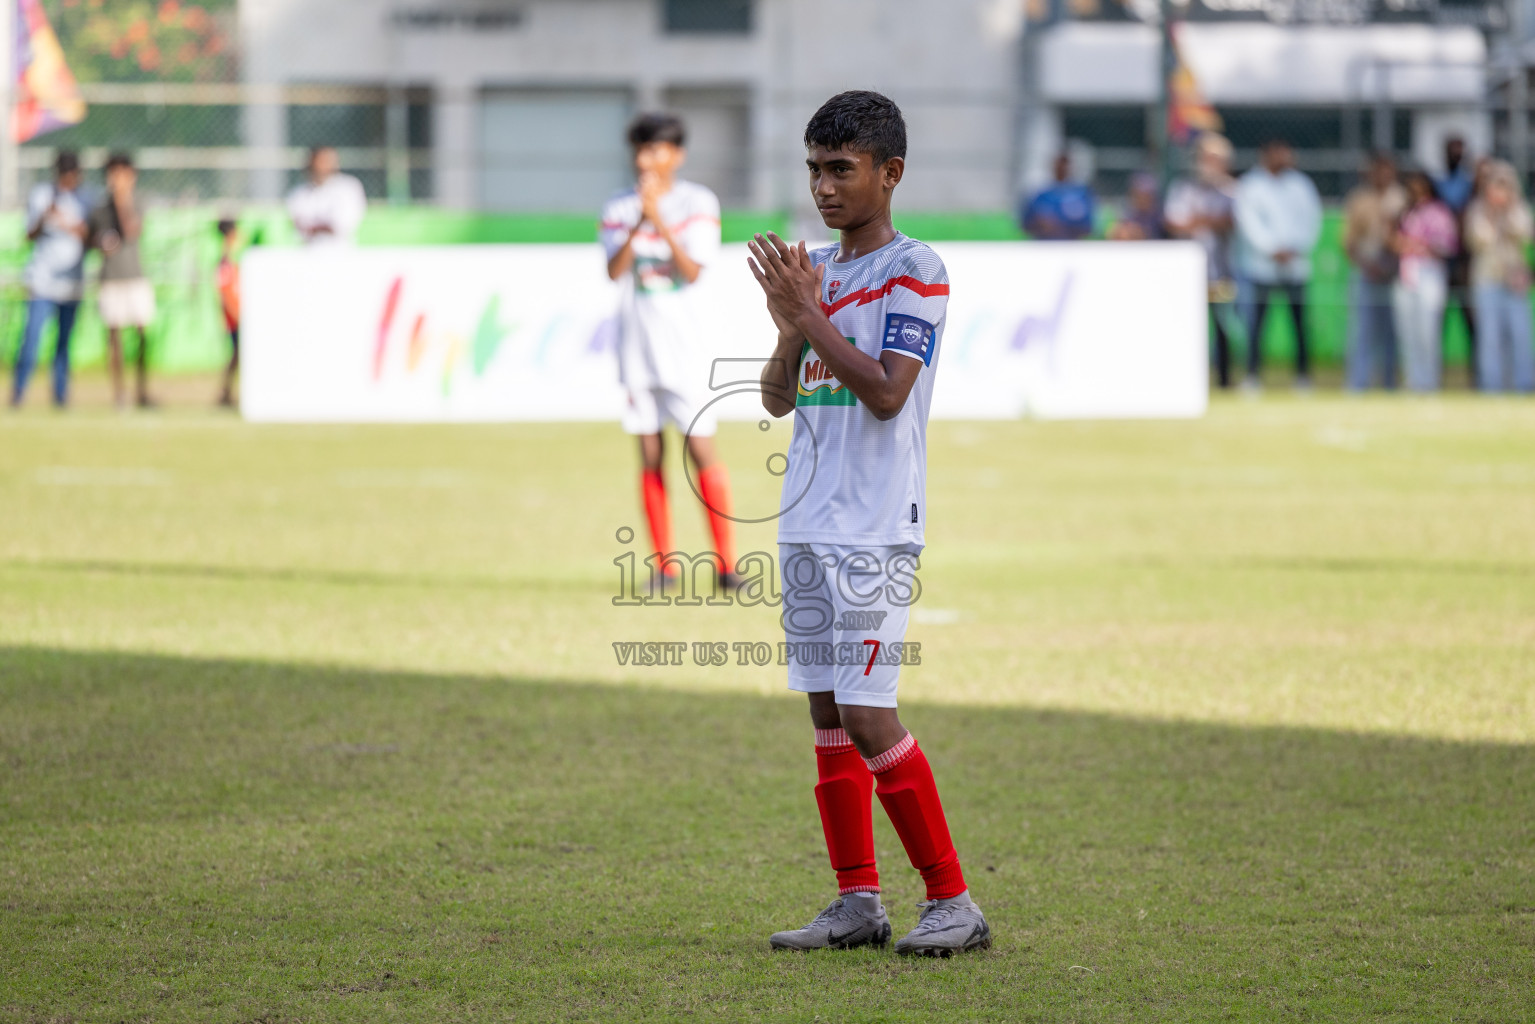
top-left (777, 234), bottom-right (948, 547)
top-left (599, 181), bottom-right (721, 433)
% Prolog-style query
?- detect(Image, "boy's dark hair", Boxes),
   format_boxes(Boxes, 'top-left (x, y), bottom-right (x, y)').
top-left (104, 152), bottom-right (134, 172)
top-left (627, 113), bottom-right (686, 148)
top-left (804, 90), bottom-right (906, 166)
top-left (1403, 169), bottom-right (1438, 199)
top-left (54, 150), bottom-right (80, 176)
top-left (216, 218), bottom-right (237, 236)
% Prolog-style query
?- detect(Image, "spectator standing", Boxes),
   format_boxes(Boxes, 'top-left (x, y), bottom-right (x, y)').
top-left (1391, 172), bottom-right (1458, 392)
top-left (1021, 152), bottom-right (1095, 240)
top-left (1342, 153), bottom-right (1406, 390)
top-left (1436, 136), bottom-right (1478, 383)
top-left (87, 153), bottom-right (156, 409)
top-left (1464, 160), bottom-right (1535, 392)
top-left (287, 146), bottom-right (366, 245)
top-left (1165, 134), bottom-right (1239, 388)
top-left (1234, 138), bottom-right (1323, 389)
top-left (215, 219), bottom-right (241, 407)
top-left (11, 151), bottom-right (88, 408)
top-left (1108, 171), bottom-right (1164, 240)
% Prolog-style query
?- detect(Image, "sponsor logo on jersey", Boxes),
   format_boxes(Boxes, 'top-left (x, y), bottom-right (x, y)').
top-left (796, 338), bottom-right (858, 406)
top-left (635, 256), bottom-right (681, 293)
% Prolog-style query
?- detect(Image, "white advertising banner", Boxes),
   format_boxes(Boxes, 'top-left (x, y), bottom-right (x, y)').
top-left (242, 240), bottom-right (1207, 423)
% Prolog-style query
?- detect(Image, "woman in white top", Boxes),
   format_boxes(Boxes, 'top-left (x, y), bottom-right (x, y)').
top-left (1464, 160), bottom-right (1535, 392)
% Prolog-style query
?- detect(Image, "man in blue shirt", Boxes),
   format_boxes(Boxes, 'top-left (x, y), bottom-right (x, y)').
top-left (12, 151), bottom-right (89, 407)
top-left (1021, 152), bottom-right (1095, 240)
top-left (1436, 135), bottom-right (1477, 386)
top-left (1435, 137), bottom-right (1474, 214)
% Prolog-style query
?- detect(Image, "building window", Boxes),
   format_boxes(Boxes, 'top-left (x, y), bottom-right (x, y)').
top-left (663, 86), bottom-right (751, 206)
top-left (664, 0), bottom-right (752, 34)
top-left (477, 88), bottom-right (635, 212)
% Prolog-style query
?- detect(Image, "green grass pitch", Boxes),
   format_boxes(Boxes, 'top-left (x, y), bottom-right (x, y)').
top-left (2, 393), bottom-right (1533, 1022)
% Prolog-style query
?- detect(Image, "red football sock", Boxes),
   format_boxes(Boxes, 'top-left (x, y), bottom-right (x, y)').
top-left (814, 728), bottom-right (880, 895)
top-left (640, 468), bottom-right (672, 560)
top-left (868, 733), bottom-right (967, 900)
top-left (696, 463), bottom-right (736, 575)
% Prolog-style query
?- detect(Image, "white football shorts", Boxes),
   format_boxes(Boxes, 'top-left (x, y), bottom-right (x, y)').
top-left (622, 384), bottom-right (717, 437)
top-left (98, 278), bottom-right (156, 328)
top-left (779, 542), bottom-right (923, 709)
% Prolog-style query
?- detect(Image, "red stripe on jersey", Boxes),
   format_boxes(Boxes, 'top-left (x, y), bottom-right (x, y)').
top-left (633, 214), bottom-right (721, 239)
top-left (606, 214), bottom-right (721, 237)
top-left (668, 214), bottom-right (721, 232)
top-left (820, 275), bottom-right (950, 316)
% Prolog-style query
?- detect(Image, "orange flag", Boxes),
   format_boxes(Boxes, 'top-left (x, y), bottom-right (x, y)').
top-left (12, 0), bottom-right (87, 143)
top-left (1168, 26), bottom-right (1220, 145)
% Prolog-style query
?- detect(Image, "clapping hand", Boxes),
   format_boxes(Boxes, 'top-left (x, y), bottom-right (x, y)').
top-left (746, 232), bottom-right (824, 331)
top-left (637, 171), bottom-right (664, 226)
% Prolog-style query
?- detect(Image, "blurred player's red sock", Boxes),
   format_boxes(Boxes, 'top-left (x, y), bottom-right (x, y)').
top-left (641, 468), bottom-right (672, 559)
top-left (697, 464), bottom-right (736, 575)
top-left (814, 727), bottom-right (880, 894)
top-left (868, 733), bottom-right (967, 900)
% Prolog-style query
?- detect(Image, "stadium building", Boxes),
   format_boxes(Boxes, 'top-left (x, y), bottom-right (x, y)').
top-left (7, 0), bottom-right (1528, 210)
top-left (1024, 0), bottom-right (1505, 196)
top-left (238, 0), bottom-right (1026, 214)
top-left (238, 0), bottom-right (1525, 211)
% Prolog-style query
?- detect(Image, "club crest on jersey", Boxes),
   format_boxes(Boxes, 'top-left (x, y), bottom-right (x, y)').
top-left (828, 279), bottom-right (843, 301)
top-left (881, 313), bottom-right (936, 366)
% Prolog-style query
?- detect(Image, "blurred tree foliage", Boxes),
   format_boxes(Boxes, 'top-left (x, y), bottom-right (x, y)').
top-left (49, 0), bottom-right (237, 83)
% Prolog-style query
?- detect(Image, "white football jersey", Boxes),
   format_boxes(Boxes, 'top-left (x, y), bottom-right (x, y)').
top-left (599, 180), bottom-right (722, 394)
top-left (777, 234), bottom-right (948, 547)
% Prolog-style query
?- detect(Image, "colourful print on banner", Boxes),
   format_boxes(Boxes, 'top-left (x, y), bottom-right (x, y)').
top-left (370, 277), bottom-right (515, 396)
top-left (796, 337), bottom-right (858, 407)
top-left (12, 0), bottom-right (87, 143)
top-left (406, 313), bottom-right (429, 371)
top-left (373, 277), bottom-right (404, 380)
top-left (472, 295), bottom-right (510, 375)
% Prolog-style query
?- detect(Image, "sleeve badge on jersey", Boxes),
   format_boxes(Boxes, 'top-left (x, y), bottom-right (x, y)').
top-left (881, 313), bottom-right (935, 365)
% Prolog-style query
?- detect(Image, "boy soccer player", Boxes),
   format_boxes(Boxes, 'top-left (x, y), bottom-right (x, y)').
top-left (601, 114), bottom-right (738, 588)
top-left (749, 91), bottom-right (990, 956)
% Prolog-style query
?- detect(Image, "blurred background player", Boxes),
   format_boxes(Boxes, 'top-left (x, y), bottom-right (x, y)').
top-left (287, 146), bottom-right (367, 246)
top-left (1342, 152), bottom-right (1405, 391)
top-left (1465, 159), bottom-right (1535, 392)
top-left (1391, 171), bottom-right (1458, 392)
top-left (1165, 134), bottom-right (1239, 389)
top-left (1234, 137), bottom-right (1322, 390)
top-left (752, 90), bottom-right (989, 958)
top-left (215, 218), bottom-right (241, 407)
top-left (601, 113), bottom-right (738, 589)
top-left (12, 150), bottom-right (88, 409)
top-left (88, 153), bottom-right (156, 409)
top-left (1436, 136), bottom-right (1478, 384)
top-left (1020, 151), bottom-right (1096, 240)
top-left (1107, 170), bottom-right (1164, 240)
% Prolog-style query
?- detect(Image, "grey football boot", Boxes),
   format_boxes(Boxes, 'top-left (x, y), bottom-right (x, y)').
top-left (893, 891), bottom-right (992, 957)
top-left (769, 892), bottom-right (892, 951)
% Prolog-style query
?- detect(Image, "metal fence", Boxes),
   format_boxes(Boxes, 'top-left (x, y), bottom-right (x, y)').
top-left (10, 83), bottom-right (434, 207)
